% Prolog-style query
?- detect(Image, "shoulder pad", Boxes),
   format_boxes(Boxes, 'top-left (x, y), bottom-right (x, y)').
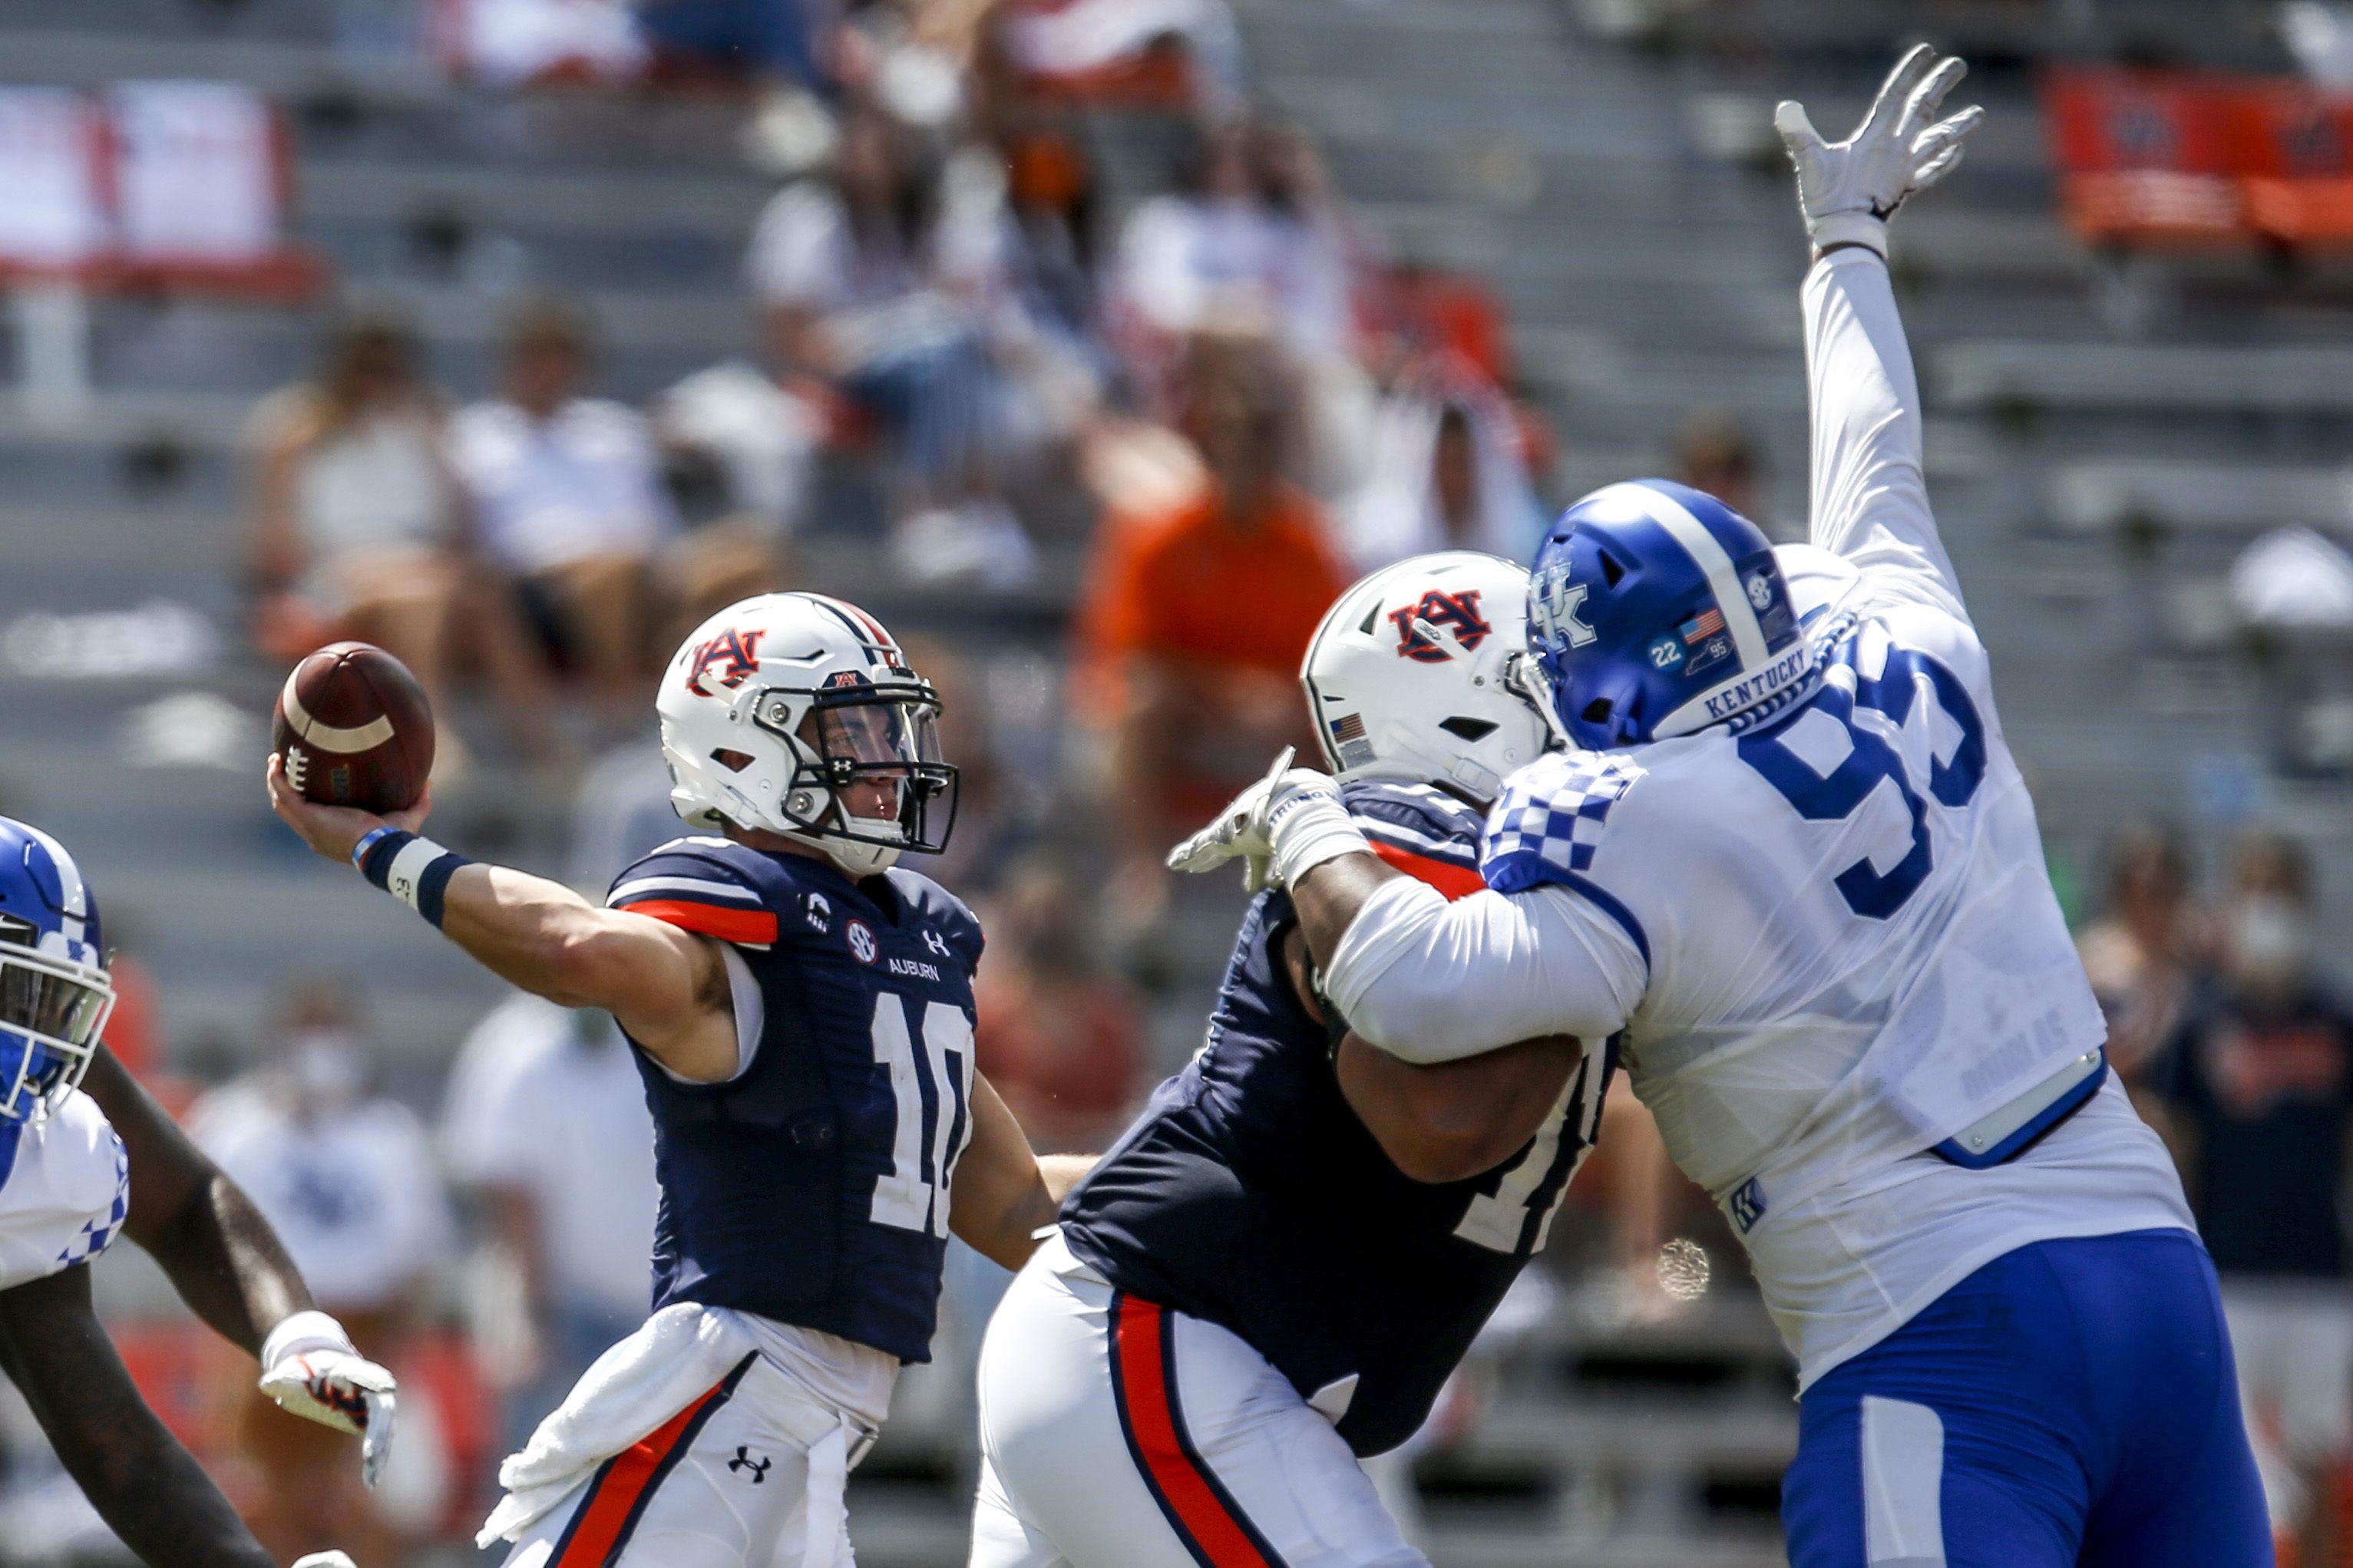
top-left (1340, 777), bottom-right (1487, 900)
top-left (885, 869), bottom-right (985, 972)
top-left (1481, 752), bottom-right (1644, 896)
top-left (607, 837), bottom-right (784, 946)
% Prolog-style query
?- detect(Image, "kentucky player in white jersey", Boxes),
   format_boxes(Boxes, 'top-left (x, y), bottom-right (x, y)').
top-left (1174, 48), bottom-right (2271, 1566)
top-left (0, 817), bottom-right (387, 1568)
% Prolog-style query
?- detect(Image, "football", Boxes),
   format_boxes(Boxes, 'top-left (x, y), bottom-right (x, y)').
top-left (272, 642), bottom-right (435, 814)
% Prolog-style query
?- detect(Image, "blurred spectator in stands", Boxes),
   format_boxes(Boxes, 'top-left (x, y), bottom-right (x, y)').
top-left (1674, 408), bottom-right (1763, 527)
top-left (992, 0), bottom-right (1244, 114)
top-left (975, 856), bottom-right (1146, 1149)
top-left (245, 314), bottom-right (554, 765)
top-left (443, 996), bottom-right (657, 1457)
top-left (187, 982), bottom-right (452, 1567)
top-left (2230, 525), bottom-right (2353, 776)
top-left (2078, 824), bottom-right (2213, 1106)
top-left (2156, 833), bottom-right (2353, 1566)
top-left (1111, 118), bottom-right (1357, 404)
top-left (1073, 332), bottom-right (1344, 937)
top-left (747, 107), bottom-right (1036, 586)
top-left (636, 0), bottom-right (827, 94)
top-left (450, 299), bottom-right (679, 714)
top-left (1339, 362), bottom-right (1543, 573)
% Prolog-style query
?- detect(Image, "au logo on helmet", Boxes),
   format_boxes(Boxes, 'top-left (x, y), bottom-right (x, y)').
top-left (1387, 590), bottom-right (1493, 663)
top-left (684, 629), bottom-right (766, 695)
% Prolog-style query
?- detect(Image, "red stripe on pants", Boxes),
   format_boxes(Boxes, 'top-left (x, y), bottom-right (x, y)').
top-left (1112, 1297), bottom-right (1276, 1568)
top-left (550, 1375), bottom-right (732, 1567)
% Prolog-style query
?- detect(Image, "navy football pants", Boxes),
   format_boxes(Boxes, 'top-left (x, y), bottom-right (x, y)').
top-left (1783, 1230), bottom-right (2271, 1567)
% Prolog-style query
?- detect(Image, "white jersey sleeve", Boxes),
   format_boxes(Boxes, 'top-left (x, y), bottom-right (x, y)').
top-left (1803, 249), bottom-right (1968, 625)
top-left (0, 1091), bottom-right (130, 1291)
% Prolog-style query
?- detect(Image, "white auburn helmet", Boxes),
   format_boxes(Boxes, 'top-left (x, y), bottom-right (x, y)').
top-left (657, 593), bottom-right (957, 877)
top-left (1300, 551), bottom-right (1564, 804)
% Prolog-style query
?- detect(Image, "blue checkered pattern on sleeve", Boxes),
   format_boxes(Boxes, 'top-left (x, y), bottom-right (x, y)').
top-left (55, 1131), bottom-right (129, 1269)
top-left (1481, 752), bottom-right (1643, 893)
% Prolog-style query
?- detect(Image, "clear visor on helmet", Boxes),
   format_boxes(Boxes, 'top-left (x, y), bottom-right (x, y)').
top-left (0, 938), bottom-right (113, 1121)
top-left (754, 682), bottom-right (960, 855)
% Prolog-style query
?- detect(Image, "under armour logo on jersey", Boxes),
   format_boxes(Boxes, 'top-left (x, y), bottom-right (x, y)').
top-left (922, 929), bottom-right (952, 959)
top-left (1387, 590), bottom-right (1493, 663)
top-left (728, 1446), bottom-right (772, 1484)
top-left (846, 919), bottom-right (878, 965)
top-left (1532, 565), bottom-right (1596, 650)
top-left (683, 628), bottom-right (767, 695)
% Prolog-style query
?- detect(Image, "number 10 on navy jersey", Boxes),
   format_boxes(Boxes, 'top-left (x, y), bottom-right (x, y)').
top-left (868, 992), bottom-right (975, 1237)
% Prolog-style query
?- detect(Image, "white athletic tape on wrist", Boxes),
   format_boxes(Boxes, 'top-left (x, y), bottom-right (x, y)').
top-left (1811, 210), bottom-right (1887, 256)
top-left (383, 837), bottom-right (449, 913)
top-left (1268, 787), bottom-right (1370, 887)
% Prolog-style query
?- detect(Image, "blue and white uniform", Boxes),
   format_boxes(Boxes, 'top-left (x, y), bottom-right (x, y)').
top-left (1317, 251), bottom-right (2269, 1565)
top-left (487, 837), bottom-right (984, 1568)
top-left (971, 781), bottom-right (1610, 1568)
top-left (0, 822), bottom-right (128, 1297)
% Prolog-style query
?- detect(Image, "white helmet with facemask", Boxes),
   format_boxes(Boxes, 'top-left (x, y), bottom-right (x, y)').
top-left (1300, 551), bottom-right (1563, 805)
top-left (656, 593), bottom-right (958, 876)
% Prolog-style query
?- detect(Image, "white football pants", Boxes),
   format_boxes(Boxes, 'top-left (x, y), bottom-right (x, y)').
top-left (970, 1231), bottom-right (1430, 1568)
top-left (499, 1350), bottom-right (868, 1568)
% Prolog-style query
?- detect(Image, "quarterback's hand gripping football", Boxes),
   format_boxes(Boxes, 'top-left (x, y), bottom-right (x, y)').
top-left (259, 1311), bottom-right (399, 1488)
top-left (268, 752), bottom-right (431, 865)
top-left (1775, 44), bottom-right (1983, 256)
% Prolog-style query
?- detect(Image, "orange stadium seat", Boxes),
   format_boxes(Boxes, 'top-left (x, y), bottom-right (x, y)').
top-left (2042, 65), bottom-right (2248, 247)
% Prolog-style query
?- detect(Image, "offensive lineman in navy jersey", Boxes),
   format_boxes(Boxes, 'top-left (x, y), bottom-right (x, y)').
top-left (970, 554), bottom-right (1612, 1568)
top-left (271, 591), bottom-right (1086, 1568)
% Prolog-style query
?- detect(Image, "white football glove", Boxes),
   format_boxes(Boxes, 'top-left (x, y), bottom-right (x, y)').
top-left (258, 1311), bottom-right (398, 1489)
top-left (1774, 44), bottom-right (1985, 256)
top-left (292, 1555), bottom-right (359, 1568)
top-left (1166, 748), bottom-right (1363, 893)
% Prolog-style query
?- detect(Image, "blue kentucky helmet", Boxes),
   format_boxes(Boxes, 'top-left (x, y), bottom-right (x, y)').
top-left (1528, 480), bottom-right (1817, 750)
top-left (0, 818), bottom-right (114, 1121)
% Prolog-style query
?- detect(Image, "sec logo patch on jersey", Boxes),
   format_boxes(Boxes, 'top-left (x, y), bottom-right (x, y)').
top-left (846, 919), bottom-right (878, 964)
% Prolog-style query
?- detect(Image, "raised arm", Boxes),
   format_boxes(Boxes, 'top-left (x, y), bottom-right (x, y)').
top-left (1776, 45), bottom-right (1983, 611)
top-left (267, 758), bottom-right (742, 1084)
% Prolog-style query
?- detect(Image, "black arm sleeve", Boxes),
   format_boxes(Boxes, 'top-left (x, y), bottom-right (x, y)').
top-left (0, 1264), bottom-right (276, 1568)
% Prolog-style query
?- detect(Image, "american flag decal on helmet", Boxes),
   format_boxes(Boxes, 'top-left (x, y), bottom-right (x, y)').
top-left (1330, 713), bottom-right (1367, 743)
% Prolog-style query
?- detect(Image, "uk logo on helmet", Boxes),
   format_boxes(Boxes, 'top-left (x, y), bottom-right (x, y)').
top-left (684, 629), bottom-right (767, 695)
top-left (1387, 591), bottom-right (1493, 663)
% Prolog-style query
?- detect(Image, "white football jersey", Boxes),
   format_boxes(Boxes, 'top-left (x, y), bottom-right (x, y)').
top-left (1324, 250), bottom-right (2192, 1384)
top-left (0, 1090), bottom-right (130, 1291)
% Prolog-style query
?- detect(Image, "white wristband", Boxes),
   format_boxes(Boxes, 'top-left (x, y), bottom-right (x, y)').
top-left (1267, 786), bottom-right (1371, 889)
top-left (1810, 210), bottom-right (1888, 256)
top-left (262, 1309), bottom-right (357, 1368)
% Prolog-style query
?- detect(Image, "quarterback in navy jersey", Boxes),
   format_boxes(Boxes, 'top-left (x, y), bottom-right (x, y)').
top-left (272, 592), bottom-right (1085, 1568)
top-left (970, 553), bottom-right (1611, 1568)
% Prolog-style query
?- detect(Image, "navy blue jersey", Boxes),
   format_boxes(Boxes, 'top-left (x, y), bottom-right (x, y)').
top-left (1060, 780), bottom-right (1614, 1455)
top-left (607, 837), bottom-right (983, 1362)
